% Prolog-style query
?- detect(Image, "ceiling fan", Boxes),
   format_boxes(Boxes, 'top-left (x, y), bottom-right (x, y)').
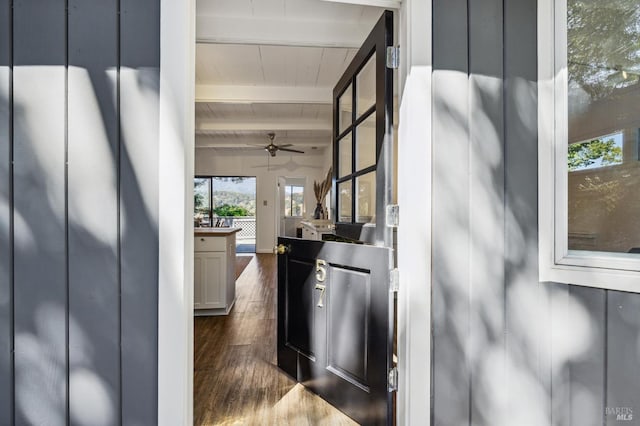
top-left (259, 132), bottom-right (305, 157)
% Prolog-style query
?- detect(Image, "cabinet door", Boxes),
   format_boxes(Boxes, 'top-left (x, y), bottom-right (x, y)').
top-left (194, 253), bottom-right (204, 308)
top-left (202, 251), bottom-right (225, 308)
top-left (302, 227), bottom-right (317, 240)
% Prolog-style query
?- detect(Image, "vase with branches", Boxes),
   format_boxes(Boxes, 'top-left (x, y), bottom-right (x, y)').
top-left (313, 167), bottom-right (332, 220)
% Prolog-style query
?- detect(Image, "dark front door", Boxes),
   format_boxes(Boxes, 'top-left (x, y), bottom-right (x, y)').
top-left (277, 238), bottom-right (393, 425)
top-left (277, 10), bottom-right (395, 426)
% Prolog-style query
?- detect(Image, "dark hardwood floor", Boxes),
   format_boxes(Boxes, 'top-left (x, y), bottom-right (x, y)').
top-left (194, 253), bottom-right (358, 425)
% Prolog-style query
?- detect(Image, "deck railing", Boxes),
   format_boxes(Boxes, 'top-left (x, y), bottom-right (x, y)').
top-left (216, 216), bottom-right (256, 241)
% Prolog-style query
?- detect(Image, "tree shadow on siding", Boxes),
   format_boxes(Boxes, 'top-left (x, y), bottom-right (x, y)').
top-left (428, 60), bottom-right (639, 426)
top-left (0, 64), bottom-right (159, 426)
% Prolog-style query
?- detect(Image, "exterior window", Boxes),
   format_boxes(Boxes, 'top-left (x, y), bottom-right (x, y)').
top-left (539, 0), bottom-right (640, 291)
top-left (284, 185), bottom-right (304, 217)
top-left (193, 176), bottom-right (256, 227)
top-left (194, 177), bottom-right (212, 226)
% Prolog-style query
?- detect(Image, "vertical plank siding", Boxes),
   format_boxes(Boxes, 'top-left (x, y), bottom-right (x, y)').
top-left (568, 286), bottom-right (606, 425)
top-left (431, 0), bottom-right (471, 423)
top-left (68, 0), bottom-right (120, 424)
top-left (13, 1), bottom-right (67, 423)
top-left (0, 0), bottom-right (12, 423)
top-left (605, 291), bottom-right (640, 425)
top-left (0, 1), bottom-right (161, 423)
top-left (503, 0), bottom-right (550, 425)
top-left (468, 0), bottom-right (505, 424)
top-left (433, 1), bottom-right (640, 425)
top-left (120, 0), bottom-right (160, 424)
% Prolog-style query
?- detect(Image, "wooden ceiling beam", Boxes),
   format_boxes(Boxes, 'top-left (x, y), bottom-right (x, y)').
top-left (195, 135), bottom-right (331, 148)
top-left (317, 0), bottom-right (401, 9)
top-left (196, 15), bottom-right (371, 48)
top-left (195, 85), bottom-right (332, 105)
top-left (196, 119), bottom-right (331, 132)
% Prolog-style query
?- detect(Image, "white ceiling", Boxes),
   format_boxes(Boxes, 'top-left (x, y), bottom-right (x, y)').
top-left (195, 0), bottom-right (388, 152)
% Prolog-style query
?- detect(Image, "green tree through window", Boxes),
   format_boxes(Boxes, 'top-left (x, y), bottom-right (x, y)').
top-left (285, 185), bottom-right (304, 217)
top-left (568, 137), bottom-right (623, 171)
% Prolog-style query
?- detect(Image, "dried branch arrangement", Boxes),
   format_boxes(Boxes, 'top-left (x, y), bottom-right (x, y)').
top-left (314, 167), bottom-right (333, 204)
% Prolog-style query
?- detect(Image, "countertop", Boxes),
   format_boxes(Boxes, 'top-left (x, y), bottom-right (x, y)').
top-left (194, 227), bottom-right (242, 237)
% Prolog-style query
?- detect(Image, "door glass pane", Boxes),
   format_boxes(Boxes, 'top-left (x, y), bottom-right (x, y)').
top-left (339, 132), bottom-right (352, 178)
top-left (356, 114), bottom-right (376, 171)
top-left (356, 172), bottom-right (375, 223)
top-left (356, 55), bottom-right (376, 117)
top-left (566, 0), bottom-right (640, 253)
top-left (338, 181), bottom-right (352, 222)
top-left (194, 178), bottom-right (211, 226)
top-left (284, 185), bottom-right (305, 217)
top-left (338, 83), bottom-right (353, 134)
top-left (284, 186), bottom-right (292, 217)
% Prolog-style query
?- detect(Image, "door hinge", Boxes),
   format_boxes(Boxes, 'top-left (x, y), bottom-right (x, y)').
top-left (386, 204), bottom-right (399, 228)
top-left (386, 46), bottom-right (400, 69)
top-left (388, 367), bottom-right (398, 392)
top-left (389, 268), bottom-right (399, 293)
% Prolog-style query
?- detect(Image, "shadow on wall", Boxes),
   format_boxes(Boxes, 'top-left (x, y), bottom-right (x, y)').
top-left (0, 62), bottom-right (160, 425)
top-left (431, 59), bottom-right (640, 426)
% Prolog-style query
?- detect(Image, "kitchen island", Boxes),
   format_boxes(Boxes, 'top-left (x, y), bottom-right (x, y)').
top-left (194, 227), bottom-right (241, 316)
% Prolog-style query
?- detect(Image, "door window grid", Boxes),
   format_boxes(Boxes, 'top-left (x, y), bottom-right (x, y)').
top-left (336, 52), bottom-right (377, 224)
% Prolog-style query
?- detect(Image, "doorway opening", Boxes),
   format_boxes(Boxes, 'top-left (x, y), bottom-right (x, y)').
top-left (191, 2), bottom-right (400, 424)
top-left (277, 176), bottom-right (307, 239)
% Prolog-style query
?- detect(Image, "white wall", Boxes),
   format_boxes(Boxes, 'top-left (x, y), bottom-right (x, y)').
top-left (195, 148), bottom-right (332, 252)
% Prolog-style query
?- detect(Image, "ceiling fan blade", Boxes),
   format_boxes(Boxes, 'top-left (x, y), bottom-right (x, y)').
top-left (278, 147), bottom-right (305, 154)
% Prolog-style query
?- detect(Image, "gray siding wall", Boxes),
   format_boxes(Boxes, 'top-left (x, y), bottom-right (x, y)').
top-left (432, 1), bottom-right (640, 425)
top-left (0, 0), bottom-right (11, 420)
top-left (0, 1), bottom-right (160, 424)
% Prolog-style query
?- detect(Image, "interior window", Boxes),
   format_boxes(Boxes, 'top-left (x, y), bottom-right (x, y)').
top-left (194, 176), bottom-right (256, 227)
top-left (284, 185), bottom-right (304, 217)
top-left (194, 177), bottom-right (211, 226)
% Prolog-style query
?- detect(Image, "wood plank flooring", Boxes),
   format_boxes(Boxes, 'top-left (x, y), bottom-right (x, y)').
top-left (194, 253), bottom-right (358, 426)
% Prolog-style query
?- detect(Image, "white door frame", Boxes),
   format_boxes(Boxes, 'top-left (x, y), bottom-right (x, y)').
top-left (156, 0), bottom-right (433, 424)
top-left (396, 0), bottom-right (432, 423)
top-left (158, 0), bottom-right (196, 425)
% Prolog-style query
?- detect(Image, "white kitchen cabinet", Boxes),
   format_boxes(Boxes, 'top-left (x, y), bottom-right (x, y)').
top-left (194, 228), bottom-right (240, 315)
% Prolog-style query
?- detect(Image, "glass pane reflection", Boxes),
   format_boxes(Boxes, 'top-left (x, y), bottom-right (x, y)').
top-left (356, 172), bottom-right (375, 223)
top-left (356, 55), bottom-right (376, 117)
top-left (567, 0), bottom-right (640, 253)
top-left (338, 181), bottom-right (352, 222)
top-left (338, 84), bottom-right (353, 134)
top-left (356, 115), bottom-right (376, 171)
top-left (339, 133), bottom-right (352, 178)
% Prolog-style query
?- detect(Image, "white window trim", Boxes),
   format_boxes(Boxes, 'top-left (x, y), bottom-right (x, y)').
top-left (538, 0), bottom-right (640, 292)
